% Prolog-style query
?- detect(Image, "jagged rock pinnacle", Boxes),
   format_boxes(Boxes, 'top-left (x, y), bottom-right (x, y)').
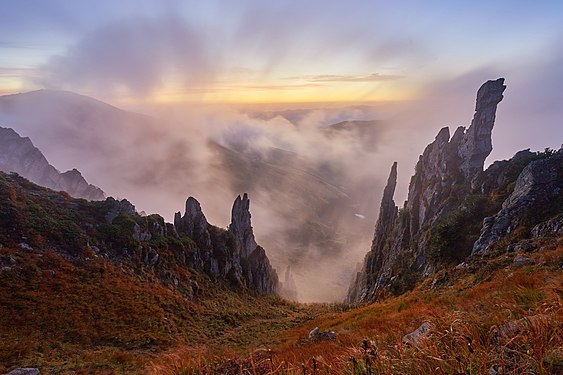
top-left (459, 78), bottom-right (506, 179)
top-left (371, 162), bottom-right (398, 259)
top-left (174, 196), bottom-right (212, 250)
top-left (229, 193), bottom-right (258, 258)
top-left (347, 79), bottom-right (507, 303)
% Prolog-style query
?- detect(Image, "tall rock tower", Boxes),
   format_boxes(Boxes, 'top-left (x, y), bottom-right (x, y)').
top-left (347, 79), bottom-right (506, 303)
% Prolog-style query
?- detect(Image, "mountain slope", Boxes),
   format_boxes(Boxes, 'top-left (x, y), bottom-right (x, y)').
top-left (0, 126), bottom-right (105, 200)
top-left (0, 172), bottom-right (284, 371)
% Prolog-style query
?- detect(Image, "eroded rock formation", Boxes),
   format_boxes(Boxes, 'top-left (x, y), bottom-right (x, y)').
top-left (347, 78), bottom-right (506, 302)
top-left (472, 148), bottom-right (563, 254)
top-left (174, 194), bottom-right (278, 295)
top-left (229, 193), bottom-right (258, 258)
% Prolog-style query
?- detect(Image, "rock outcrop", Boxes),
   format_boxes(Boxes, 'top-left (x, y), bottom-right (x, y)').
top-left (174, 194), bottom-right (278, 295)
top-left (174, 197), bottom-right (212, 251)
top-left (229, 193), bottom-right (259, 258)
top-left (458, 79), bottom-right (506, 180)
top-left (347, 78), bottom-right (506, 302)
top-left (229, 193), bottom-right (278, 294)
top-left (472, 148), bottom-right (563, 254)
top-left (0, 126), bottom-right (104, 200)
top-left (5, 368), bottom-right (40, 375)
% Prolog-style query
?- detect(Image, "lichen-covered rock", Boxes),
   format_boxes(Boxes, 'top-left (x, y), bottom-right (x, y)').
top-left (472, 148), bottom-right (563, 255)
top-left (402, 321), bottom-right (433, 347)
top-left (309, 327), bottom-right (337, 341)
top-left (531, 215), bottom-right (563, 238)
top-left (513, 254), bottom-right (535, 267)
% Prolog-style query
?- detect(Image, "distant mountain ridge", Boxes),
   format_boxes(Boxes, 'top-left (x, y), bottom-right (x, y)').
top-left (0, 126), bottom-right (105, 200)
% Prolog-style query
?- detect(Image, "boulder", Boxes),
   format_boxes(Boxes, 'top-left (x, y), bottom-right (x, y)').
top-left (472, 148), bottom-right (563, 255)
top-left (402, 321), bottom-right (433, 347)
top-left (309, 327), bottom-right (337, 341)
top-left (5, 369), bottom-right (40, 375)
top-left (513, 255), bottom-right (535, 267)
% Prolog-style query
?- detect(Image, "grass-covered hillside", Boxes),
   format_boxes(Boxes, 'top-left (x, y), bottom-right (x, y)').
top-left (0, 172), bottom-right (305, 373)
top-left (152, 246), bottom-right (561, 374)
top-left (0, 170), bottom-right (561, 374)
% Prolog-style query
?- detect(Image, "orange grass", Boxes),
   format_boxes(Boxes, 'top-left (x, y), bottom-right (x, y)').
top-left (151, 247), bottom-right (562, 374)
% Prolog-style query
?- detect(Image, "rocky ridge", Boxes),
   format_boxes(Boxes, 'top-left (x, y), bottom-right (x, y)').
top-left (347, 78), bottom-right (562, 303)
top-left (0, 126), bottom-right (104, 200)
top-left (473, 148), bottom-right (563, 254)
top-left (174, 193), bottom-right (278, 295)
top-left (0, 171), bottom-right (277, 296)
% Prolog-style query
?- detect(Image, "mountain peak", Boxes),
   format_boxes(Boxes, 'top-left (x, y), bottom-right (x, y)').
top-left (347, 79), bottom-right (507, 302)
top-left (229, 193), bottom-right (257, 258)
top-left (0, 126), bottom-right (105, 200)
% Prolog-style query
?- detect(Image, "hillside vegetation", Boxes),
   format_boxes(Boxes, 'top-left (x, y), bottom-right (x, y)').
top-left (152, 246), bottom-right (562, 374)
top-left (0, 155), bottom-right (561, 374)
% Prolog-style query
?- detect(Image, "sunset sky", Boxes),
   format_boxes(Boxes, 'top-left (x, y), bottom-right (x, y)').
top-left (1, 0), bottom-right (563, 105)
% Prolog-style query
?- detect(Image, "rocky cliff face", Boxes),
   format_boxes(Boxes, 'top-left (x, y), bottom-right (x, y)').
top-left (347, 78), bottom-right (506, 302)
top-left (472, 148), bottom-right (563, 254)
top-left (0, 126), bottom-right (104, 200)
top-left (174, 193), bottom-right (278, 295)
top-left (0, 171), bottom-right (277, 296)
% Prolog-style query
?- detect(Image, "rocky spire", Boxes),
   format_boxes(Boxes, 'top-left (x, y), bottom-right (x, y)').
top-left (346, 163), bottom-right (398, 302)
top-left (347, 79), bottom-right (506, 303)
top-left (458, 78), bottom-right (506, 180)
top-left (229, 193), bottom-right (258, 258)
top-left (280, 265), bottom-right (299, 301)
top-left (368, 162), bottom-right (399, 272)
top-left (174, 197), bottom-right (212, 250)
top-left (174, 194), bottom-right (278, 295)
top-left (228, 193), bottom-right (278, 295)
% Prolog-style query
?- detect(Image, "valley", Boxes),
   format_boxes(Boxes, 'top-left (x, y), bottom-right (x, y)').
top-left (1, 79), bottom-right (561, 374)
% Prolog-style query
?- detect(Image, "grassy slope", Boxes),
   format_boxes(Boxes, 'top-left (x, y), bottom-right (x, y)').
top-left (3, 240), bottom-right (559, 374)
top-left (152, 244), bottom-right (562, 374)
top-left (0, 245), bottom-right (309, 374)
